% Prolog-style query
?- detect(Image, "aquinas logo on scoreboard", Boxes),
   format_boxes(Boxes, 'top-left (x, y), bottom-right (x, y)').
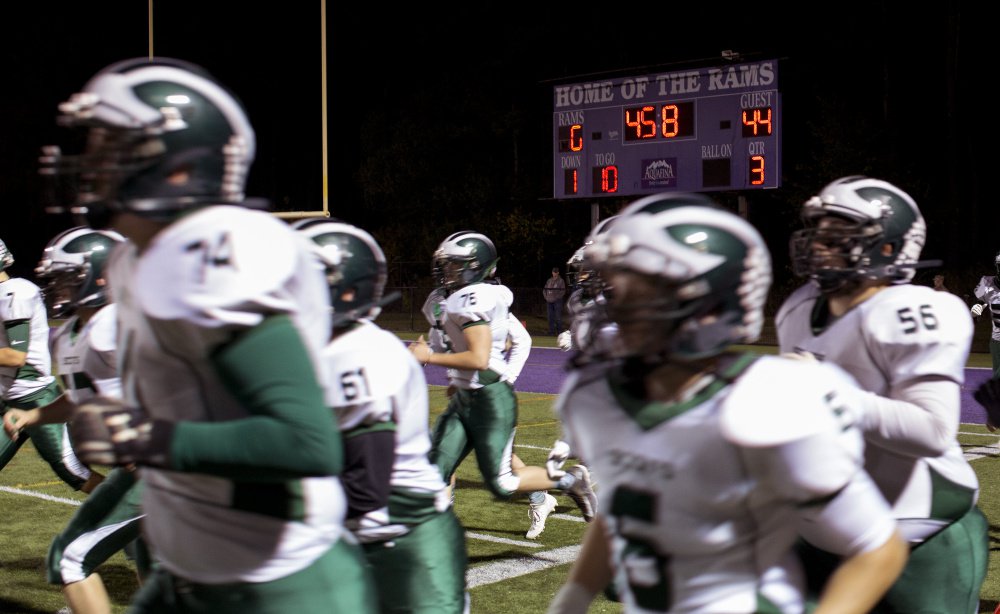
top-left (552, 59), bottom-right (781, 198)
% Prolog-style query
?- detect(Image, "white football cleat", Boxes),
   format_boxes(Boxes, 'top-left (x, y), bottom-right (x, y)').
top-left (526, 493), bottom-right (558, 539)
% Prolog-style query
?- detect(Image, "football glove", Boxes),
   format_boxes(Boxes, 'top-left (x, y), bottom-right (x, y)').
top-left (973, 378), bottom-right (1000, 432)
top-left (557, 330), bottom-right (573, 352)
top-left (69, 397), bottom-right (173, 467)
top-left (972, 303), bottom-right (985, 317)
top-left (546, 439), bottom-right (571, 480)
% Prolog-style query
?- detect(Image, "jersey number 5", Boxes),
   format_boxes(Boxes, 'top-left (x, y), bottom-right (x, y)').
top-left (610, 486), bottom-right (671, 611)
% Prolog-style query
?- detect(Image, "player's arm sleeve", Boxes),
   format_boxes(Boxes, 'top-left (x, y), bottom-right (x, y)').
top-left (974, 277), bottom-right (989, 301)
top-left (854, 378), bottom-right (959, 457)
top-left (745, 431), bottom-right (897, 557)
top-left (341, 422), bottom-right (397, 519)
top-left (796, 466), bottom-right (898, 556)
top-left (505, 313), bottom-right (531, 383)
top-left (167, 314), bottom-right (343, 480)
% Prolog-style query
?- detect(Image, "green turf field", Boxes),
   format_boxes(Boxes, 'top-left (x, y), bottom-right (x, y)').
top-left (3, 369), bottom-right (1000, 613)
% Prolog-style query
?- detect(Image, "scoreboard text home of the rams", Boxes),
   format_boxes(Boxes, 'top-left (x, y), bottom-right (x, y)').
top-left (552, 59), bottom-right (781, 198)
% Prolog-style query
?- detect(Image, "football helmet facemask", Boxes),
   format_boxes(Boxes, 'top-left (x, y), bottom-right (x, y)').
top-left (35, 226), bottom-right (125, 317)
top-left (790, 176), bottom-right (926, 293)
top-left (293, 219), bottom-right (389, 331)
top-left (0, 239), bottom-right (13, 271)
top-left (567, 215), bottom-right (620, 299)
top-left (584, 198), bottom-right (771, 362)
top-left (432, 231), bottom-right (498, 291)
top-left (40, 57), bottom-right (257, 226)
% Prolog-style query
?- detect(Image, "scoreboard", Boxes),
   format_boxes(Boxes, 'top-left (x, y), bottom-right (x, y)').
top-left (552, 59), bottom-right (780, 198)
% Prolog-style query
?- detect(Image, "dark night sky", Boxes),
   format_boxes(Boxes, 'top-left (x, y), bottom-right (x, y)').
top-left (1, 2), bottom-right (992, 292)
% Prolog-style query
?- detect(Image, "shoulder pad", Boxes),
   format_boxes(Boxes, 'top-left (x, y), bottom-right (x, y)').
top-left (445, 283), bottom-right (500, 321)
top-left (135, 206), bottom-right (306, 324)
top-left (720, 356), bottom-right (860, 447)
top-left (496, 284), bottom-right (514, 306)
top-left (0, 278), bottom-right (42, 321)
top-left (421, 289), bottom-right (447, 323)
top-left (774, 283), bottom-right (819, 328)
top-left (555, 360), bottom-right (615, 409)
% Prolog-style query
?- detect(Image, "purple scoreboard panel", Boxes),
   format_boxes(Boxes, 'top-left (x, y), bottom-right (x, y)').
top-left (552, 59), bottom-right (781, 198)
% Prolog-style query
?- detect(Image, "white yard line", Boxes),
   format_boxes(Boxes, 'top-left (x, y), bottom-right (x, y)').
top-left (465, 531), bottom-right (543, 549)
top-left (0, 485), bottom-right (82, 506)
top-left (467, 544), bottom-right (582, 588)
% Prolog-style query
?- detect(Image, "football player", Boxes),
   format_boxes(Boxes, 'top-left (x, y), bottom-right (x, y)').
top-left (776, 176), bottom-right (987, 613)
top-left (409, 231), bottom-right (598, 525)
top-left (4, 226), bottom-right (146, 614)
top-left (0, 237), bottom-right (102, 494)
top-left (548, 193), bottom-right (908, 614)
top-left (559, 215), bottom-right (619, 354)
top-left (971, 250), bottom-right (1000, 385)
top-left (42, 57), bottom-right (377, 613)
top-left (295, 218), bottom-right (468, 613)
top-left (419, 267), bottom-right (559, 539)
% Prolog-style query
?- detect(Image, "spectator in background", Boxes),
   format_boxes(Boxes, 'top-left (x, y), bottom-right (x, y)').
top-left (543, 267), bottom-right (566, 335)
top-left (933, 274), bottom-right (951, 292)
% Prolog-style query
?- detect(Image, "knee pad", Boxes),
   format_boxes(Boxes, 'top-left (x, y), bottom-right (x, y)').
top-left (489, 471), bottom-right (521, 498)
top-left (47, 533), bottom-right (86, 585)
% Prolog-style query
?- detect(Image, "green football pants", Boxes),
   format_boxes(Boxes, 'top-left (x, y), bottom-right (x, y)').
top-left (429, 380), bottom-right (519, 498)
top-left (362, 509), bottom-right (468, 614)
top-left (128, 536), bottom-right (379, 614)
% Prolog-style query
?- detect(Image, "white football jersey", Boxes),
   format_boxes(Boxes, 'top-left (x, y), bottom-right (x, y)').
top-left (556, 354), bottom-right (896, 613)
top-left (0, 277), bottom-right (56, 400)
top-left (49, 304), bottom-right (121, 403)
top-left (441, 282), bottom-right (512, 388)
top-left (320, 320), bottom-right (449, 542)
top-left (504, 314), bottom-right (531, 383)
top-left (107, 205), bottom-right (345, 584)
top-left (421, 287), bottom-right (453, 356)
top-left (776, 282), bottom-right (978, 538)
top-left (973, 275), bottom-right (1000, 341)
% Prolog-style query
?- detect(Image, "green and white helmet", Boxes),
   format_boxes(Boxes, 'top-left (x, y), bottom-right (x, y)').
top-left (585, 194), bottom-right (772, 361)
top-left (432, 231), bottom-right (498, 291)
top-left (0, 238), bottom-right (13, 270)
top-left (35, 226), bottom-right (125, 317)
top-left (567, 215), bottom-right (620, 297)
top-left (790, 176), bottom-right (926, 292)
top-left (292, 218), bottom-right (388, 331)
top-left (41, 57), bottom-right (257, 225)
